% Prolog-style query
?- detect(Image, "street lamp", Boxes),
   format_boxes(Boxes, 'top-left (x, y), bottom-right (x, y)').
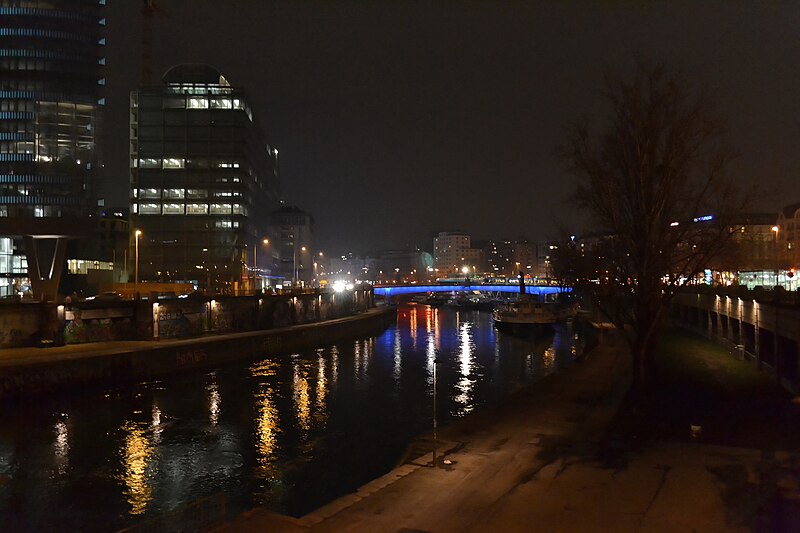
top-left (134, 229), bottom-right (142, 299)
top-left (253, 238), bottom-right (270, 292)
top-left (293, 244), bottom-right (307, 287)
top-left (771, 225), bottom-right (780, 288)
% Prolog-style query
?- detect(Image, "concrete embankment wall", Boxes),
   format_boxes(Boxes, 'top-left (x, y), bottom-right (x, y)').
top-left (672, 291), bottom-right (800, 392)
top-left (0, 307), bottom-right (396, 399)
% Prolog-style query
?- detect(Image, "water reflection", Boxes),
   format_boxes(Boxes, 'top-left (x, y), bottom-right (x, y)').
top-left (53, 419), bottom-right (69, 477)
top-left (208, 380), bottom-right (221, 427)
top-left (118, 421), bottom-right (154, 515)
top-left (292, 358), bottom-right (311, 432)
top-left (316, 351), bottom-right (327, 420)
top-left (454, 321), bottom-right (476, 414)
top-left (0, 304), bottom-right (587, 530)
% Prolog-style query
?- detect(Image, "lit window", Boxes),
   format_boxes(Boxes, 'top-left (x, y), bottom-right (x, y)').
top-left (162, 203), bottom-right (184, 215)
top-left (163, 188), bottom-right (184, 199)
top-left (140, 203), bottom-right (159, 215)
top-left (162, 158), bottom-right (185, 169)
top-left (232, 204), bottom-right (245, 215)
top-left (210, 203), bottom-right (231, 214)
top-left (211, 97), bottom-right (232, 109)
top-left (187, 189), bottom-right (206, 199)
top-left (232, 99), bottom-right (244, 109)
top-left (34, 205), bottom-right (44, 218)
top-left (186, 203), bottom-right (208, 215)
top-left (139, 188), bottom-right (160, 199)
top-left (139, 158), bottom-right (160, 168)
top-left (188, 97), bottom-right (208, 109)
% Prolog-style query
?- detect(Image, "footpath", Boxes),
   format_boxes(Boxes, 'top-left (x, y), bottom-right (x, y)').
top-left (222, 330), bottom-right (800, 533)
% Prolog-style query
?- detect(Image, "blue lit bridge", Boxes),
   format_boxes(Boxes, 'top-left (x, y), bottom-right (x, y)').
top-left (372, 284), bottom-right (570, 297)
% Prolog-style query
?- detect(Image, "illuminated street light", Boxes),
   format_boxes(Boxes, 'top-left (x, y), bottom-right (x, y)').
top-left (772, 226), bottom-right (780, 288)
top-left (134, 229), bottom-right (142, 299)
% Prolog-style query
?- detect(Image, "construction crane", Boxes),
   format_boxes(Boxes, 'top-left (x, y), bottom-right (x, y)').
top-left (141, 0), bottom-right (167, 85)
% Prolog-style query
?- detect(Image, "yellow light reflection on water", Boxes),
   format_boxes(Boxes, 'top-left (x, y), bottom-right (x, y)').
top-left (316, 353), bottom-right (327, 420)
top-left (251, 359), bottom-right (281, 480)
top-left (543, 346), bottom-right (555, 370)
top-left (255, 388), bottom-right (279, 480)
top-left (119, 421), bottom-right (154, 515)
top-left (409, 306), bottom-right (418, 347)
top-left (293, 362), bottom-right (311, 431)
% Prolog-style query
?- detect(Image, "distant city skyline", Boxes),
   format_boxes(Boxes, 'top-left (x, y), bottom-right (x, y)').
top-left (103, 1), bottom-right (800, 254)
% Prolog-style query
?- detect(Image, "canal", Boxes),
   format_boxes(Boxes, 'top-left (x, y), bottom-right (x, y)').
top-left (0, 304), bottom-right (586, 531)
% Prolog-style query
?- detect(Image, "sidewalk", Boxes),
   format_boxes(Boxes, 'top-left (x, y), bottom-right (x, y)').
top-left (222, 330), bottom-right (800, 532)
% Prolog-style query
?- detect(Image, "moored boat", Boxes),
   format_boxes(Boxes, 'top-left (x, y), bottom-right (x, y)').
top-left (492, 297), bottom-right (579, 334)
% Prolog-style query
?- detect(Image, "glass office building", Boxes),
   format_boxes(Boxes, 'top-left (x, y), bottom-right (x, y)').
top-left (0, 0), bottom-right (104, 297)
top-left (130, 64), bottom-right (280, 293)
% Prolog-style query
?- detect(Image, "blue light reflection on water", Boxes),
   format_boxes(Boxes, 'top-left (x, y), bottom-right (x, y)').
top-left (0, 305), bottom-right (584, 531)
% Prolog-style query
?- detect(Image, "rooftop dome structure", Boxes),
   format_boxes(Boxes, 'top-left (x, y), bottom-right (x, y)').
top-left (161, 64), bottom-right (230, 86)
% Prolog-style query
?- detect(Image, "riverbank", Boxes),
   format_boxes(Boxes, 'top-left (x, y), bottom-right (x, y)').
top-left (224, 327), bottom-right (800, 532)
top-left (0, 306), bottom-right (395, 399)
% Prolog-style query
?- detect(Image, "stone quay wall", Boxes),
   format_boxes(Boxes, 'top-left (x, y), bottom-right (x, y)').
top-left (672, 288), bottom-right (800, 393)
top-left (0, 288), bottom-right (374, 348)
top-left (0, 306), bottom-right (396, 399)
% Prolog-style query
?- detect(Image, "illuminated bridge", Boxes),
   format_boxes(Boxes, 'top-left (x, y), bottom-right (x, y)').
top-left (373, 284), bottom-right (570, 297)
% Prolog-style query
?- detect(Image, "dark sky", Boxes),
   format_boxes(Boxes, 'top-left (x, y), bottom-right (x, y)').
top-left (103, 1), bottom-right (800, 255)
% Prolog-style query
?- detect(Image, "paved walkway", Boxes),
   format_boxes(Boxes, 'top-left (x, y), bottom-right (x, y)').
top-left (221, 331), bottom-right (800, 532)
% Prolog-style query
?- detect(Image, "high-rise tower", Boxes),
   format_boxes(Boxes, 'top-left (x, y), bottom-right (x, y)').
top-left (130, 64), bottom-right (280, 294)
top-left (0, 1), bottom-right (105, 299)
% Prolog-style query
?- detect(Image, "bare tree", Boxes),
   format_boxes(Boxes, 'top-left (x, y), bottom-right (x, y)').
top-left (560, 62), bottom-right (746, 401)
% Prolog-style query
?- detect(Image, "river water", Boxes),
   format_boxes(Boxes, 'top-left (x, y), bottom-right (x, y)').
top-left (0, 304), bottom-right (585, 531)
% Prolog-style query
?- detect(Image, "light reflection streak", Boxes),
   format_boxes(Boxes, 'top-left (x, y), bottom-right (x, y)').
top-left (354, 340), bottom-right (361, 376)
top-left (393, 327), bottom-right (402, 382)
top-left (454, 321), bottom-right (475, 413)
top-left (119, 422), bottom-right (154, 515)
top-left (254, 387), bottom-right (279, 480)
top-left (410, 306), bottom-right (417, 346)
top-left (543, 346), bottom-right (555, 370)
top-left (316, 353), bottom-right (327, 421)
top-left (208, 381), bottom-right (221, 427)
top-left (53, 419), bottom-right (69, 476)
top-left (151, 404), bottom-right (162, 443)
top-left (251, 358), bottom-right (281, 481)
top-left (293, 361), bottom-right (311, 431)
top-left (330, 345), bottom-right (339, 386)
top-left (426, 332), bottom-right (436, 386)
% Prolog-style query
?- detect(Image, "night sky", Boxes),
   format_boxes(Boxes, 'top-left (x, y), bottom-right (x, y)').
top-left (103, 1), bottom-right (800, 255)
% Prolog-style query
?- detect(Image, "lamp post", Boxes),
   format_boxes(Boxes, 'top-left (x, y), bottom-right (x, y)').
top-left (134, 229), bottom-right (142, 299)
top-left (772, 225), bottom-right (782, 383)
top-left (432, 358), bottom-right (439, 468)
top-left (256, 238), bottom-right (269, 292)
top-left (293, 244), bottom-right (306, 287)
top-left (772, 226), bottom-right (780, 288)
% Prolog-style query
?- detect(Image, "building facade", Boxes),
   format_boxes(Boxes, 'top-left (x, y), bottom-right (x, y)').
top-left (777, 203), bottom-right (800, 269)
top-left (433, 231), bottom-right (480, 276)
top-left (130, 64), bottom-right (280, 294)
top-left (268, 205), bottom-right (313, 287)
top-left (0, 0), bottom-right (105, 298)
